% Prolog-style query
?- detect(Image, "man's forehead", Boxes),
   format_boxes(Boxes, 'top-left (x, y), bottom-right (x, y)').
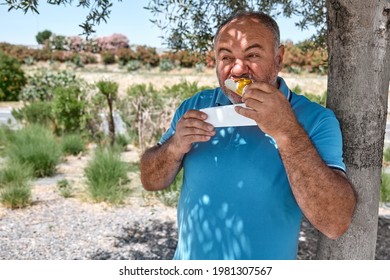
top-left (216, 20), bottom-right (272, 49)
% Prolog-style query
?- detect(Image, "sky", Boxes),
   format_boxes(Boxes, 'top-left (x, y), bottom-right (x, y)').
top-left (0, 1), bottom-right (317, 49)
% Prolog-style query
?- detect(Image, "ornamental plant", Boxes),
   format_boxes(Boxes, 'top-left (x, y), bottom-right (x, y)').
top-left (6, 124), bottom-right (62, 177)
top-left (84, 146), bottom-right (129, 204)
top-left (0, 51), bottom-right (27, 101)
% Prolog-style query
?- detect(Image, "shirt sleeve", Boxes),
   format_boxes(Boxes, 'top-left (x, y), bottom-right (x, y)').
top-left (309, 112), bottom-right (346, 173)
top-left (158, 101), bottom-right (187, 145)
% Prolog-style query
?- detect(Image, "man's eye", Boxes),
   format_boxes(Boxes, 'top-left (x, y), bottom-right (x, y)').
top-left (247, 53), bottom-right (260, 59)
top-left (221, 56), bottom-right (233, 62)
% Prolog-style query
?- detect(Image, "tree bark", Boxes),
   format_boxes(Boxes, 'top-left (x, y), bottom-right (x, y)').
top-left (317, 0), bottom-right (390, 259)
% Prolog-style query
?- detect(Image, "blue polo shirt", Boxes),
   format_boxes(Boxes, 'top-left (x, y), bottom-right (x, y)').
top-left (159, 77), bottom-right (345, 260)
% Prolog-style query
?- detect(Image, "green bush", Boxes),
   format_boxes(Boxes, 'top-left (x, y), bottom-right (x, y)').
top-left (127, 60), bottom-right (141, 72)
top-left (61, 133), bottom-right (86, 156)
top-left (101, 51), bottom-right (116, 65)
top-left (0, 160), bottom-right (33, 189)
top-left (0, 183), bottom-right (31, 209)
top-left (85, 147), bottom-right (129, 204)
top-left (57, 178), bottom-right (73, 198)
top-left (52, 85), bottom-right (88, 134)
top-left (159, 58), bottom-right (175, 72)
top-left (49, 35), bottom-right (67, 51)
top-left (21, 69), bottom-right (81, 101)
top-left (0, 51), bottom-right (27, 101)
top-left (0, 160), bottom-right (32, 209)
top-left (12, 101), bottom-right (54, 128)
top-left (381, 172), bottom-right (390, 203)
top-left (6, 125), bottom-right (62, 177)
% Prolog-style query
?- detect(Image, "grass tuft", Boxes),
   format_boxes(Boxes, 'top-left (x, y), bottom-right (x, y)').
top-left (85, 146), bottom-right (129, 204)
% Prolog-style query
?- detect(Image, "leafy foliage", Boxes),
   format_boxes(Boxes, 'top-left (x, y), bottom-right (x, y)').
top-left (52, 85), bottom-right (88, 134)
top-left (35, 29), bottom-right (52, 45)
top-left (12, 101), bottom-right (55, 128)
top-left (146, 0), bottom-right (327, 52)
top-left (0, 51), bottom-right (27, 101)
top-left (20, 69), bottom-right (82, 101)
top-left (0, 159), bottom-right (32, 209)
top-left (96, 80), bottom-right (119, 145)
top-left (5, 0), bottom-right (124, 38)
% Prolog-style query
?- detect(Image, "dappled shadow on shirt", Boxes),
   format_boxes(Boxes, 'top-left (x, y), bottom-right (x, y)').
top-left (88, 216), bottom-right (390, 260)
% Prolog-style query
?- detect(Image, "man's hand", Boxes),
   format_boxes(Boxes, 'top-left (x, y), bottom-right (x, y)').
top-left (171, 110), bottom-right (215, 155)
top-left (235, 81), bottom-right (299, 141)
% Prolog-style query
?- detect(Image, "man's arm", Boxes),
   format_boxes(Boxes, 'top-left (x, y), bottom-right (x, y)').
top-left (140, 110), bottom-right (215, 191)
top-left (276, 123), bottom-right (356, 239)
top-left (236, 82), bottom-right (357, 239)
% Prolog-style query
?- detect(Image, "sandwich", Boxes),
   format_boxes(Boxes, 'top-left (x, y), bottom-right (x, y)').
top-left (224, 78), bottom-right (252, 96)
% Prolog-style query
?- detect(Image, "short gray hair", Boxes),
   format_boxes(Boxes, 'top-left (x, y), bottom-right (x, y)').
top-left (214, 11), bottom-right (280, 51)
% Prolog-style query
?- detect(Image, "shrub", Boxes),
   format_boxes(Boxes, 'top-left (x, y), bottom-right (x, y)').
top-left (84, 147), bottom-right (129, 204)
top-left (49, 34), bottom-right (68, 51)
top-left (0, 42), bottom-right (37, 62)
top-left (0, 161), bottom-right (32, 209)
top-left (20, 69), bottom-right (81, 102)
top-left (0, 51), bottom-right (27, 101)
top-left (52, 85), bottom-right (88, 134)
top-left (12, 101), bottom-right (54, 128)
top-left (96, 34), bottom-right (129, 52)
top-left (67, 36), bottom-right (83, 52)
top-left (127, 60), bottom-right (141, 72)
top-left (117, 48), bottom-right (136, 66)
top-left (135, 45), bottom-right (159, 67)
top-left (159, 58), bottom-right (174, 72)
top-left (0, 183), bottom-right (31, 209)
top-left (101, 51), bottom-right (116, 65)
top-left (61, 133), bottom-right (86, 156)
top-left (57, 179), bottom-right (73, 198)
top-left (6, 125), bottom-right (62, 177)
top-left (0, 160), bottom-right (33, 189)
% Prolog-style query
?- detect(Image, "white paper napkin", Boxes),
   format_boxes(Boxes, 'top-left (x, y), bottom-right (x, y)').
top-left (200, 104), bottom-right (256, 127)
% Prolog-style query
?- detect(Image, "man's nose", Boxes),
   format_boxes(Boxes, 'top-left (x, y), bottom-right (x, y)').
top-left (231, 59), bottom-right (249, 76)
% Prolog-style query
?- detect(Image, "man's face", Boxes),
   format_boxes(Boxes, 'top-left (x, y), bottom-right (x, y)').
top-left (215, 17), bottom-right (284, 104)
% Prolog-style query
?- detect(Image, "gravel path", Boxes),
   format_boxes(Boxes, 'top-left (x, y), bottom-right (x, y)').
top-left (1, 152), bottom-right (389, 260)
top-left (1, 183), bottom-right (389, 260)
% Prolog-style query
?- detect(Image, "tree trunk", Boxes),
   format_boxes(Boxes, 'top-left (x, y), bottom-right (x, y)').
top-left (317, 0), bottom-right (390, 259)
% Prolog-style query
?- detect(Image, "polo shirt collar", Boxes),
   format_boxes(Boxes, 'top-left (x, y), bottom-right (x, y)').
top-left (215, 76), bottom-right (291, 107)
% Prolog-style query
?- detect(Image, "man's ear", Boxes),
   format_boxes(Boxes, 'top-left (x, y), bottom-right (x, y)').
top-left (276, 44), bottom-right (285, 70)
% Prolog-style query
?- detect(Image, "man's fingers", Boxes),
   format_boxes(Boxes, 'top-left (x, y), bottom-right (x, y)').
top-left (183, 127), bottom-right (215, 136)
top-left (235, 105), bottom-right (259, 120)
top-left (182, 109), bottom-right (208, 120)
